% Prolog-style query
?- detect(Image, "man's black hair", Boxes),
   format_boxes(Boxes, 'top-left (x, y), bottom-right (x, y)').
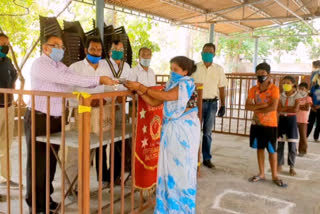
top-left (313, 60), bottom-right (320, 68)
top-left (0, 33), bottom-right (9, 39)
top-left (42, 34), bottom-right (62, 44)
top-left (282, 75), bottom-right (297, 85)
top-left (299, 82), bottom-right (309, 89)
top-left (255, 62), bottom-right (271, 74)
top-left (86, 37), bottom-right (103, 49)
top-left (202, 43), bottom-right (216, 51)
top-left (112, 40), bottom-right (121, 45)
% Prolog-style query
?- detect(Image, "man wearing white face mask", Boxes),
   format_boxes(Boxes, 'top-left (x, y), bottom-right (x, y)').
top-left (130, 47), bottom-right (156, 87)
top-left (25, 34), bottom-right (116, 213)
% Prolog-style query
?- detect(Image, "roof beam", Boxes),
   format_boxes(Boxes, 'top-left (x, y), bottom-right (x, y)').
top-left (73, 0), bottom-right (208, 32)
top-left (274, 0), bottom-right (318, 34)
top-left (291, 0), bottom-right (311, 14)
top-left (233, 0), bottom-right (282, 25)
top-left (211, 14), bottom-right (317, 23)
top-left (161, 0), bottom-right (253, 31)
top-left (207, 0), bottom-right (269, 16)
top-left (159, 0), bottom-right (206, 14)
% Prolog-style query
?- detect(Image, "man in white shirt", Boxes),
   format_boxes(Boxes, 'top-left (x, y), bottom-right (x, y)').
top-left (67, 37), bottom-right (112, 188)
top-left (105, 40), bottom-right (132, 91)
top-left (192, 43), bottom-right (227, 169)
top-left (130, 47), bottom-right (156, 87)
top-left (96, 40), bottom-right (132, 185)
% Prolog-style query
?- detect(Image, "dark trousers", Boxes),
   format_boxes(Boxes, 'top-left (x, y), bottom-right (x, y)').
top-left (298, 123), bottom-right (308, 154)
top-left (202, 100), bottom-right (217, 161)
top-left (24, 109), bottom-right (61, 211)
top-left (95, 141), bottom-right (122, 182)
top-left (277, 115), bottom-right (298, 167)
top-left (307, 109), bottom-right (320, 140)
top-left (277, 142), bottom-right (296, 167)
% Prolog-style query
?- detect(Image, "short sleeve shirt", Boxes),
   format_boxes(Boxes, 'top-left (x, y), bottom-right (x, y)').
top-left (279, 91), bottom-right (303, 114)
top-left (248, 83), bottom-right (279, 127)
top-left (191, 62), bottom-right (227, 99)
top-left (297, 95), bottom-right (313, 124)
top-left (0, 57), bottom-right (17, 105)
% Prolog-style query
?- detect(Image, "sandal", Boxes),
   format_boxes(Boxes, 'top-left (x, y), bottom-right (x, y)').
top-left (273, 179), bottom-right (288, 188)
top-left (248, 175), bottom-right (265, 183)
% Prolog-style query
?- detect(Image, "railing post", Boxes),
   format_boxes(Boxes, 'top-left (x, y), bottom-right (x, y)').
top-left (78, 97), bottom-right (92, 214)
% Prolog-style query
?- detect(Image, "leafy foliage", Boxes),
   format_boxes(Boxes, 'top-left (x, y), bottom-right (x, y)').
top-left (117, 15), bottom-right (160, 67)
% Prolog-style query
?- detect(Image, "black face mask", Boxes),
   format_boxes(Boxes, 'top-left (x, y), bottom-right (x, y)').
top-left (0, 45), bottom-right (9, 54)
top-left (257, 75), bottom-right (268, 83)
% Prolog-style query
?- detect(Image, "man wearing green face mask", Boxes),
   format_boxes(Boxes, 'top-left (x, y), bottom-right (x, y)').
top-left (105, 40), bottom-right (132, 90)
top-left (0, 33), bottom-right (19, 190)
top-left (192, 43), bottom-right (227, 169)
top-left (97, 39), bottom-right (132, 185)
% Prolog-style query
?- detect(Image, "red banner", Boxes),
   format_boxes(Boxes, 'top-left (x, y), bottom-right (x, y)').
top-left (134, 86), bottom-right (164, 189)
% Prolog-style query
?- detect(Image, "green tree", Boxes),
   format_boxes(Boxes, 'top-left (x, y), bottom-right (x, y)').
top-left (117, 15), bottom-right (160, 67)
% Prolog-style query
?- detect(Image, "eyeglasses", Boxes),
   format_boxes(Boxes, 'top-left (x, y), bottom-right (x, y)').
top-left (46, 44), bottom-right (66, 51)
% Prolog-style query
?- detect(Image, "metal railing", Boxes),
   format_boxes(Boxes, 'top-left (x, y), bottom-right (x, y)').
top-left (0, 88), bottom-right (137, 214)
top-left (0, 84), bottom-right (203, 214)
top-left (157, 72), bottom-right (311, 136)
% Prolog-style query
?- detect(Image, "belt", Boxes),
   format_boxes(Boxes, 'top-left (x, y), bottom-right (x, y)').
top-left (203, 97), bottom-right (218, 102)
top-left (280, 113), bottom-right (296, 117)
top-left (27, 108), bottom-right (61, 119)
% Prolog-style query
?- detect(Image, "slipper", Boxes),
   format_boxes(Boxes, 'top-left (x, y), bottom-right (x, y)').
top-left (248, 175), bottom-right (265, 183)
top-left (273, 179), bottom-right (288, 188)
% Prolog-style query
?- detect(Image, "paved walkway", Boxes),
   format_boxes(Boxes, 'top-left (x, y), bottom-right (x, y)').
top-left (1, 133), bottom-right (320, 213)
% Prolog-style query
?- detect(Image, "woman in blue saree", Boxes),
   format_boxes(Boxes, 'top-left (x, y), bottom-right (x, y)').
top-left (125, 56), bottom-right (201, 214)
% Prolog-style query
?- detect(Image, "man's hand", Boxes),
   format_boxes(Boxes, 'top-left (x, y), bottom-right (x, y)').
top-left (100, 76), bottom-right (118, 85)
top-left (217, 106), bottom-right (225, 117)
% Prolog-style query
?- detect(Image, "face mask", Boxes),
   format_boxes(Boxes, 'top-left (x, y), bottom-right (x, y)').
top-left (0, 45), bottom-right (9, 58)
top-left (87, 53), bottom-right (101, 64)
top-left (112, 50), bottom-right (124, 60)
top-left (299, 90), bottom-right (308, 97)
top-left (202, 52), bottom-right (214, 63)
top-left (49, 48), bottom-right (64, 62)
top-left (170, 71), bottom-right (184, 83)
top-left (140, 58), bottom-right (151, 67)
top-left (282, 84), bottom-right (292, 92)
top-left (257, 75), bottom-right (268, 83)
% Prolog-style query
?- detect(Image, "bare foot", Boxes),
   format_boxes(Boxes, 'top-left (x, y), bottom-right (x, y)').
top-left (289, 168), bottom-right (297, 176)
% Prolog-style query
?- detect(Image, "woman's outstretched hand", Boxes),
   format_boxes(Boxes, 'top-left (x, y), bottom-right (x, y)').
top-left (125, 80), bottom-right (141, 91)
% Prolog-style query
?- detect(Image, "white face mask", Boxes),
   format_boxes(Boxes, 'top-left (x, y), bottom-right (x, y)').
top-left (299, 90), bottom-right (308, 97)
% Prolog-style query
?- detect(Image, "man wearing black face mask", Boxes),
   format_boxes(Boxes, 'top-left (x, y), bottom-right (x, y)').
top-left (0, 33), bottom-right (19, 190)
top-left (245, 62), bottom-right (287, 188)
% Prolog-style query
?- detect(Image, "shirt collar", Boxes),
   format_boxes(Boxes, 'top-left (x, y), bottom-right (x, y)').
top-left (138, 63), bottom-right (149, 72)
top-left (110, 58), bottom-right (120, 65)
top-left (41, 54), bottom-right (59, 65)
top-left (282, 90), bottom-right (298, 97)
top-left (83, 57), bottom-right (92, 66)
top-left (199, 61), bottom-right (214, 69)
top-left (257, 82), bottom-right (273, 91)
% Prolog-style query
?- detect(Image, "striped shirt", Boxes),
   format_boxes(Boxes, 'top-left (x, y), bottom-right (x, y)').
top-left (28, 55), bottom-right (100, 116)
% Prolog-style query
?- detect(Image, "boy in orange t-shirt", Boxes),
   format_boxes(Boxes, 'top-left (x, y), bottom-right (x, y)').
top-left (245, 62), bottom-right (287, 188)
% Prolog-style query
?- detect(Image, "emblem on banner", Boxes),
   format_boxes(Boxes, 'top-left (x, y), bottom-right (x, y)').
top-left (150, 115), bottom-right (161, 140)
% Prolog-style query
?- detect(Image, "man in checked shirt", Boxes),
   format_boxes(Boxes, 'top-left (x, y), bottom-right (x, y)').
top-left (24, 34), bottom-right (117, 214)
